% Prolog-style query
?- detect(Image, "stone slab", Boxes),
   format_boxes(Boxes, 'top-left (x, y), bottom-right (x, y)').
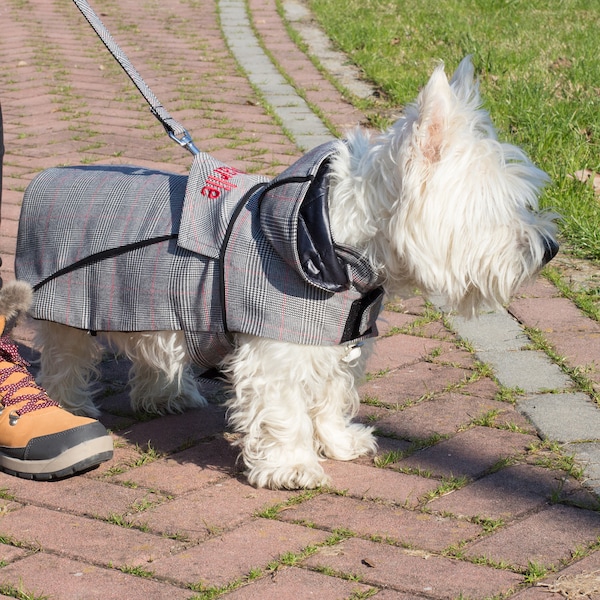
top-left (519, 393), bottom-right (600, 442)
top-left (449, 311), bottom-right (531, 352)
top-left (477, 350), bottom-right (572, 392)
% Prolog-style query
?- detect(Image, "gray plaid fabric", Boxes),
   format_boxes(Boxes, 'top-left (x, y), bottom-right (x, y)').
top-left (15, 141), bottom-right (384, 369)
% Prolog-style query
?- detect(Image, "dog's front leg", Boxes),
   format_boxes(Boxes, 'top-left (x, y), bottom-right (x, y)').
top-left (224, 336), bottom-right (377, 489)
top-left (225, 336), bottom-right (330, 490)
top-left (308, 339), bottom-right (377, 462)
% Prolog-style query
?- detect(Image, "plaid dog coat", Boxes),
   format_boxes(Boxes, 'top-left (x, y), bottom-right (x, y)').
top-left (15, 141), bottom-right (384, 369)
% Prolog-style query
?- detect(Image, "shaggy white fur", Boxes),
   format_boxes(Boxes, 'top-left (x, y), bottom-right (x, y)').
top-left (36, 323), bottom-right (205, 418)
top-left (32, 56), bottom-right (558, 489)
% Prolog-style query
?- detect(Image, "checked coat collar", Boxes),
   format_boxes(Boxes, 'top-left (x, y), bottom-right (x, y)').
top-left (15, 141), bottom-right (385, 370)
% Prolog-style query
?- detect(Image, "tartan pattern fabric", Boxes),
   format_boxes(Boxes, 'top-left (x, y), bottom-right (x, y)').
top-left (15, 142), bottom-right (384, 369)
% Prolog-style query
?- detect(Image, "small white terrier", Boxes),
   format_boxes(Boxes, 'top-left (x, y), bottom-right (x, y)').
top-left (17, 57), bottom-right (557, 489)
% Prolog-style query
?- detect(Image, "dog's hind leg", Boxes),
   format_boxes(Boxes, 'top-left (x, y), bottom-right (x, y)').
top-left (35, 321), bottom-right (103, 418)
top-left (105, 331), bottom-right (207, 415)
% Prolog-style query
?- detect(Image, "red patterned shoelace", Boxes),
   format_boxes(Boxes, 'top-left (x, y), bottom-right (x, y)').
top-left (0, 336), bottom-right (58, 417)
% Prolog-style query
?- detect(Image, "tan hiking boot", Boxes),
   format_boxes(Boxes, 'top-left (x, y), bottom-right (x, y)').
top-left (0, 311), bottom-right (113, 480)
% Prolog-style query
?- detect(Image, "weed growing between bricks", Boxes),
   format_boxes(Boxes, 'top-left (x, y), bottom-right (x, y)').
top-left (524, 324), bottom-right (600, 406)
top-left (545, 265), bottom-right (600, 323)
top-left (0, 584), bottom-right (48, 600)
top-left (185, 531), bottom-right (356, 599)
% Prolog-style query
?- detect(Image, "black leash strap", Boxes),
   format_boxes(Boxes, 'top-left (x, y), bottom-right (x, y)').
top-left (71, 0), bottom-right (200, 156)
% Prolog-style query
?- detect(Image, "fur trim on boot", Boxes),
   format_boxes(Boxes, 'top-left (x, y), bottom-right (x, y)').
top-left (0, 280), bottom-right (32, 334)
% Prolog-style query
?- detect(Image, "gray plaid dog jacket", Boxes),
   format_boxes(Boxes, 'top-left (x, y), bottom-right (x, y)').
top-left (15, 141), bottom-right (384, 369)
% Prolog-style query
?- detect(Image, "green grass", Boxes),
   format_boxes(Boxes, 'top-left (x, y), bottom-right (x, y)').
top-left (0, 585), bottom-right (49, 600)
top-left (523, 560), bottom-right (548, 583)
top-left (306, 0), bottom-right (600, 258)
top-left (545, 265), bottom-right (600, 320)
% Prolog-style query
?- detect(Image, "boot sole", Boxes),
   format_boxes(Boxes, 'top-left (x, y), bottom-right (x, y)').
top-left (0, 435), bottom-right (114, 480)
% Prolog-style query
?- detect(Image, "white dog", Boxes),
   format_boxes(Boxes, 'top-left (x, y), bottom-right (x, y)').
top-left (15, 57), bottom-right (557, 489)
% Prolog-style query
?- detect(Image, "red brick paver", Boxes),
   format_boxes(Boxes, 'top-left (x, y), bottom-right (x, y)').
top-left (303, 537), bottom-right (523, 599)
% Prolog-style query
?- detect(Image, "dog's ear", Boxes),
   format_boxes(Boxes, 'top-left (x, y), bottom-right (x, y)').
top-left (414, 62), bottom-right (454, 163)
top-left (413, 56), bottom-right (482, 163)
top-left (449, 55), bottom-right (481, 107)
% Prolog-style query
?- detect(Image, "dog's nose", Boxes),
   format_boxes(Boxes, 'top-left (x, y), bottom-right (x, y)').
top-left (542, 236), bottom-right (559, 265)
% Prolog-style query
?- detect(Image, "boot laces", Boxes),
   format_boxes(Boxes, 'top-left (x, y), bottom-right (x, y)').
top-left (0, 336), bottom-right (58, 417)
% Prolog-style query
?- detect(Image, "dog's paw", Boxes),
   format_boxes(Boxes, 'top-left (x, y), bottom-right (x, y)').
top-left (246, 462), bottom-right (330, 490)
top-left (319, 422), bottom-right (377, 461)
top-left (130, 386), bottom-right (207, 415)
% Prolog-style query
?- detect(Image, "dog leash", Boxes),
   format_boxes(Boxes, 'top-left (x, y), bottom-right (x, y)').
top-left (71, 0), bottom-right (200, 156)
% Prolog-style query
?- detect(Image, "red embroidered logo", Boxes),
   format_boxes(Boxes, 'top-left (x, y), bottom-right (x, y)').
top-left (201, 166), bottom-right (241, 199)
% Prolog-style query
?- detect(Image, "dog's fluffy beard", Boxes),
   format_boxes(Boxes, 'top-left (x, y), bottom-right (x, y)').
top-left (328, 56), bottom-right (557, 316)
top-left (33, 56), bottom-right (558, 490)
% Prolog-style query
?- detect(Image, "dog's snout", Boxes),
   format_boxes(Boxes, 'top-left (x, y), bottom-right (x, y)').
top-left (542, 236), bottom-right (559, 265)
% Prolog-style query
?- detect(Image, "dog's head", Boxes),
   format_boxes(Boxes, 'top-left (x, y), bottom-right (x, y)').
top-left (368, 56), bottom-right (558, 315)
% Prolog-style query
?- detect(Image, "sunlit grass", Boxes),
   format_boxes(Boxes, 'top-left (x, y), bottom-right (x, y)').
top-left (307, 0), bottom-right (600, 257)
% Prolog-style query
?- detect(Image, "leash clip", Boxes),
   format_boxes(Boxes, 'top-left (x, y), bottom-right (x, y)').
top-left (167, 129), bottom-right (201, 156)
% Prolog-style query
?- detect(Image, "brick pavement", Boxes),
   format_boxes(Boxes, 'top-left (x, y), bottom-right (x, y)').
top-left (0, 0), bottom-right (599, 598)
